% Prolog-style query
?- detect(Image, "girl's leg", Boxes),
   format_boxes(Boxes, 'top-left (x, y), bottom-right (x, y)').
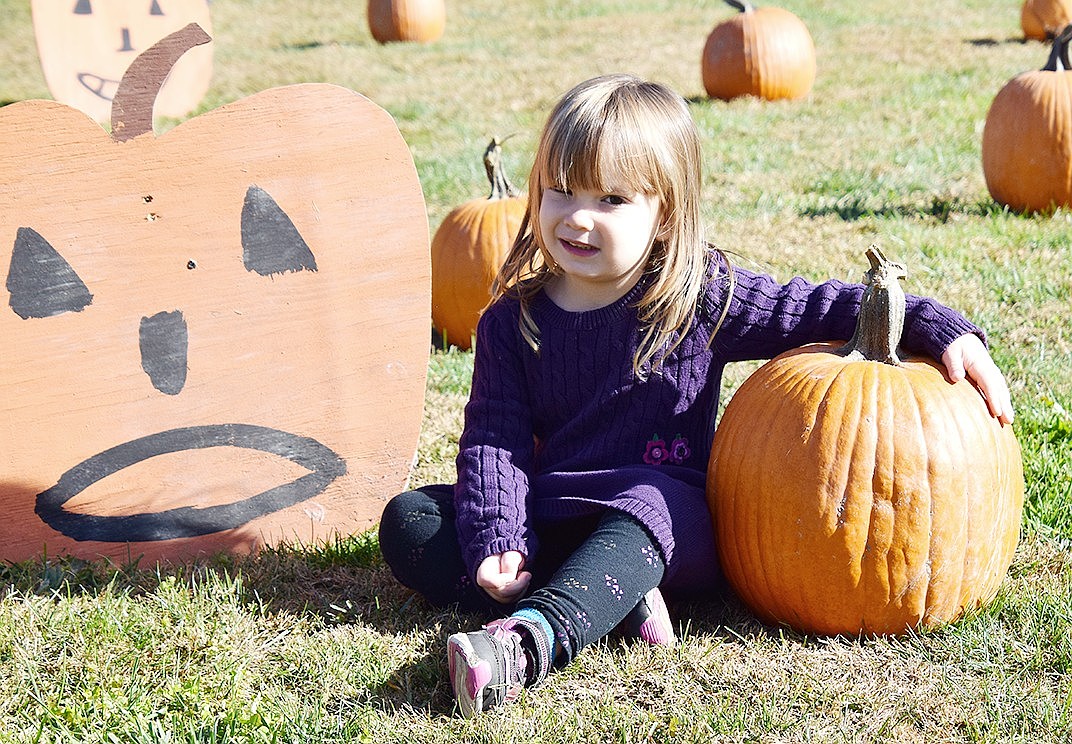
top-left (378, 485), bottom-right (496, 612)
top-left (517, 508), bottom-right (667, 666)
top-left (446, 508), bottom-right (668, 717)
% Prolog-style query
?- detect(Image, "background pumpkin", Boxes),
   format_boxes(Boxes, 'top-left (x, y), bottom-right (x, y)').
top-left (431, 137), bottom-right (526, 351)
top-left (367, 0), bottom-right (445, 44)
top-left (701, 0), bottom-right (817, 101)
top-left (981, 25), bottom-right (1072, 214)
top-left (0, 25), bottom-right (431, 563)
top-left (1021, 0), bottom-right (1072, 41)
top-left (707, 248), bottom-right (1024, 636)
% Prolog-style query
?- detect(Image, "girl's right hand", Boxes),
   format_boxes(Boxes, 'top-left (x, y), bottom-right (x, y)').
top-left (476, 551), bottom-right (532, 604)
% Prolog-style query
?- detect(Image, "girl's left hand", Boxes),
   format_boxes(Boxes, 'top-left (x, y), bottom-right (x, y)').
top-left (940, 334), bottom-right (1014, 425)
top-left (475, 551), bottom-right (532, 604)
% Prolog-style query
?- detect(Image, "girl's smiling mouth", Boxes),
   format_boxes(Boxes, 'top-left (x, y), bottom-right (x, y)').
top-left (559, 238), bottom-right (598, 256)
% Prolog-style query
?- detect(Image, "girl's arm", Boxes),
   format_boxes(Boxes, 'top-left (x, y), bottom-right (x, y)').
top-left (454, 301), bottom-right (538, 582)
top-left (711, 266), bottom-right (1012, 422)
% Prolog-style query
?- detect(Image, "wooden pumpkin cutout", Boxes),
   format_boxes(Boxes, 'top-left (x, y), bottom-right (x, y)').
top-left (0, 25), bottom-right (432, 563)
top-left (31, 0), bottom-right (213, 123)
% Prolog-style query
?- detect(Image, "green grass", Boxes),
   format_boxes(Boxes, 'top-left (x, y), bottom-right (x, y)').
top-left (2, 0), bottom-right (1071, 740)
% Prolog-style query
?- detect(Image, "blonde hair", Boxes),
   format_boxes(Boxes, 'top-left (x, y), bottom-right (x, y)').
top-left (492, 73), bottom-right (730, 376)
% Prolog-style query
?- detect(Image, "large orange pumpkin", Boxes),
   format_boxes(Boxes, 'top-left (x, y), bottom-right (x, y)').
top-left (0, 25), bottom-right (431, 564)
top-left (707, 248), bottom-right (1023, 636)
top-left (982, 25), bottom-right (1072, 214)
top-left (30, 0), bottom-right (213, 123)
top-left (367, 0), bottom-right (446, 44)
top-left (701, 0), bottom-right (817, 102)
top-left (1022, 0), bottom-right (1072, 41)
top-left (431, 138), bottom-right (526, 351)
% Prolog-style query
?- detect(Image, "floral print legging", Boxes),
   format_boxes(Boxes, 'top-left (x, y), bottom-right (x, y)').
top-left (378, 484), bottom-right (665, 666)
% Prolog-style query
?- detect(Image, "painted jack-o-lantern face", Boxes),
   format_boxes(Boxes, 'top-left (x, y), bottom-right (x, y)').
top-left (0, 26), bottom-right (431, 563)
top-left (31, 0), bottom-right (213, 122)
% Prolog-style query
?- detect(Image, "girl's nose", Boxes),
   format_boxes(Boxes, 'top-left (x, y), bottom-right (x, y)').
top-left (563, 204), bottom-right (594, 231)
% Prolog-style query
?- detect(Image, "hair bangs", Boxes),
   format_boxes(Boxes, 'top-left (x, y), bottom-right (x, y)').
top-left (540, 99), bottom-right (664, 197)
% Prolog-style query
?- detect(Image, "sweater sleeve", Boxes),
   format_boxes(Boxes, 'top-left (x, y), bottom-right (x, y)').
top-left (453, 299), bottom-right (538, 579)
top-left (708, 265), bottom-right (983, 363)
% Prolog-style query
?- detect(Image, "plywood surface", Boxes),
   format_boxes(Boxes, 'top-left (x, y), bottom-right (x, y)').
top-left (0, 81), bottom-right (431, 563)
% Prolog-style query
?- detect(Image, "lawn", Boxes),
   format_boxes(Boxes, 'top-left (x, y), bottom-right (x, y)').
top-left (0, 0), bottom-right (1070, 741)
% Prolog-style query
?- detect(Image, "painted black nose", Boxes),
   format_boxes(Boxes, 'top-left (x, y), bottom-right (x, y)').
top-left (140, 310), bottom-right (187, 395)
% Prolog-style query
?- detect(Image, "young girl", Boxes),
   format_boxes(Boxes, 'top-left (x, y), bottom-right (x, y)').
top-left (378, 74), bottom-right (1013, 718)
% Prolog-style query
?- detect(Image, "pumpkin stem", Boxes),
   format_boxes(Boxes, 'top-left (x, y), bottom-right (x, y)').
top-left (836, 246), bottom-right (908, 366)
top-left (1042, 24), bottom-right (1072, 72)
top-left (723, 0), bottom-right (754, 13)
top-left (484, 137), bottom-right (520, 200)
top-left (110, 23), bottom-right (212, 142)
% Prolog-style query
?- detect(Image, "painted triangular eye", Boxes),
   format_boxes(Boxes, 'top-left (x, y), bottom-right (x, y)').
top-left (73, 0), bottom-right (91, 14)
top-left (241, 185), bottom-right (318, 276)
top-left (6, 227), bottom-right (94, 319)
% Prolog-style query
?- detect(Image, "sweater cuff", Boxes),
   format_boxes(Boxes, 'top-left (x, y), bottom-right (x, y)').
top-left (904, 297), bottom-right (986, 360)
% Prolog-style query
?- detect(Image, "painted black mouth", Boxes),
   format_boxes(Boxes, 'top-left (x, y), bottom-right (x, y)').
top-left (34, 423), bottom-right (347, 543)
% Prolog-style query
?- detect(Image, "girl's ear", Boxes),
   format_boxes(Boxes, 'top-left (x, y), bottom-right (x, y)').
top-left (655, 219), bottom-right (673, 242)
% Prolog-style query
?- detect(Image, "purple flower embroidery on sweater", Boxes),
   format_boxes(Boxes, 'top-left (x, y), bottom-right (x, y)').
top-left (644, 434), bottom-right (690, 465)
top-left (643, 437), bottom-right (669, 465)
top-left (669, 436), bottom-right (691, 464)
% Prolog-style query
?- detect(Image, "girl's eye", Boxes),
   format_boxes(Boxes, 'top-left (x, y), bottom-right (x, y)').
top-left (604, 194), bottom-right (628, 206)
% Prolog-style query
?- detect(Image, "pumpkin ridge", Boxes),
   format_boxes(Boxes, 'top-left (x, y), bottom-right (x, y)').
top-left (772, 370), bottom-right (824, 623)
top-left (923, 381), bottom-right (975, 620)
top-left (883, 369), bottom-right (932, 627)
top-left (785, 355), bottom-right (861, 628)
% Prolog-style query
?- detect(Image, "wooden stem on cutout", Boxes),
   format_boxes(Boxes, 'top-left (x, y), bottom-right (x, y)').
top-left (837, 246), bottom-right (908, 366)
top-left (110, 22), bottom-right (213, 142)
top-left (483, 137), bottom-right (519, 200)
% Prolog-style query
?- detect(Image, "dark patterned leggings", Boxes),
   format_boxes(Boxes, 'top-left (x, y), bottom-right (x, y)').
top-left (378, 484), bottom-right (665, 665)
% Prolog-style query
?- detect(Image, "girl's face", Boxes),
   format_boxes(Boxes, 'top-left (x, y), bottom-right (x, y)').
top-left (539, 182), bottom-right (663, 312)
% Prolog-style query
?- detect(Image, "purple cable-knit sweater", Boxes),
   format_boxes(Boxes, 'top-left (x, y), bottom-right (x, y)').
top-left (453, 261), bottom-right (982, 590)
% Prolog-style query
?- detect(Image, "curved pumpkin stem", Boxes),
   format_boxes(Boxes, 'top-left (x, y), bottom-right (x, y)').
top-left (723, 0), bottom-right (755, 13)
top-left (837, 246), bottom-right (908, 366)
top-left (483, 137), bottom-right (520, 200)
top-left (110, 23), bottom-right (213, 142)
top-left (1042, 24), bottom-right (1072, 72)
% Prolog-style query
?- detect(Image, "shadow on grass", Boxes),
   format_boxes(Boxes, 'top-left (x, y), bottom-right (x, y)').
top-left (799, 193), bottom-right (1014, 223)
top-left (965, 36), bottom-right (1035, 47)
top-left (0, 523), bottom-right (788, 718)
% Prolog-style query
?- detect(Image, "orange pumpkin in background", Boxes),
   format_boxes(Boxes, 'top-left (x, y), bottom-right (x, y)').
top-left (707, 248), bottom-right (1023, 636)
top-left (0, 25), bottom-right (431, 563)
top-left (431, 138), bottom-right (527, 351)
top-left (31, 0), bottom-right (213, 123)
top-left (367, 0), bottom-right (446, 44)
top-left (701, 0), bottom-right (817, 102)
top-left (982, 25), bottom-right (1072, 213)
top-left (1021, 0), bottom-right (1072, 41)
